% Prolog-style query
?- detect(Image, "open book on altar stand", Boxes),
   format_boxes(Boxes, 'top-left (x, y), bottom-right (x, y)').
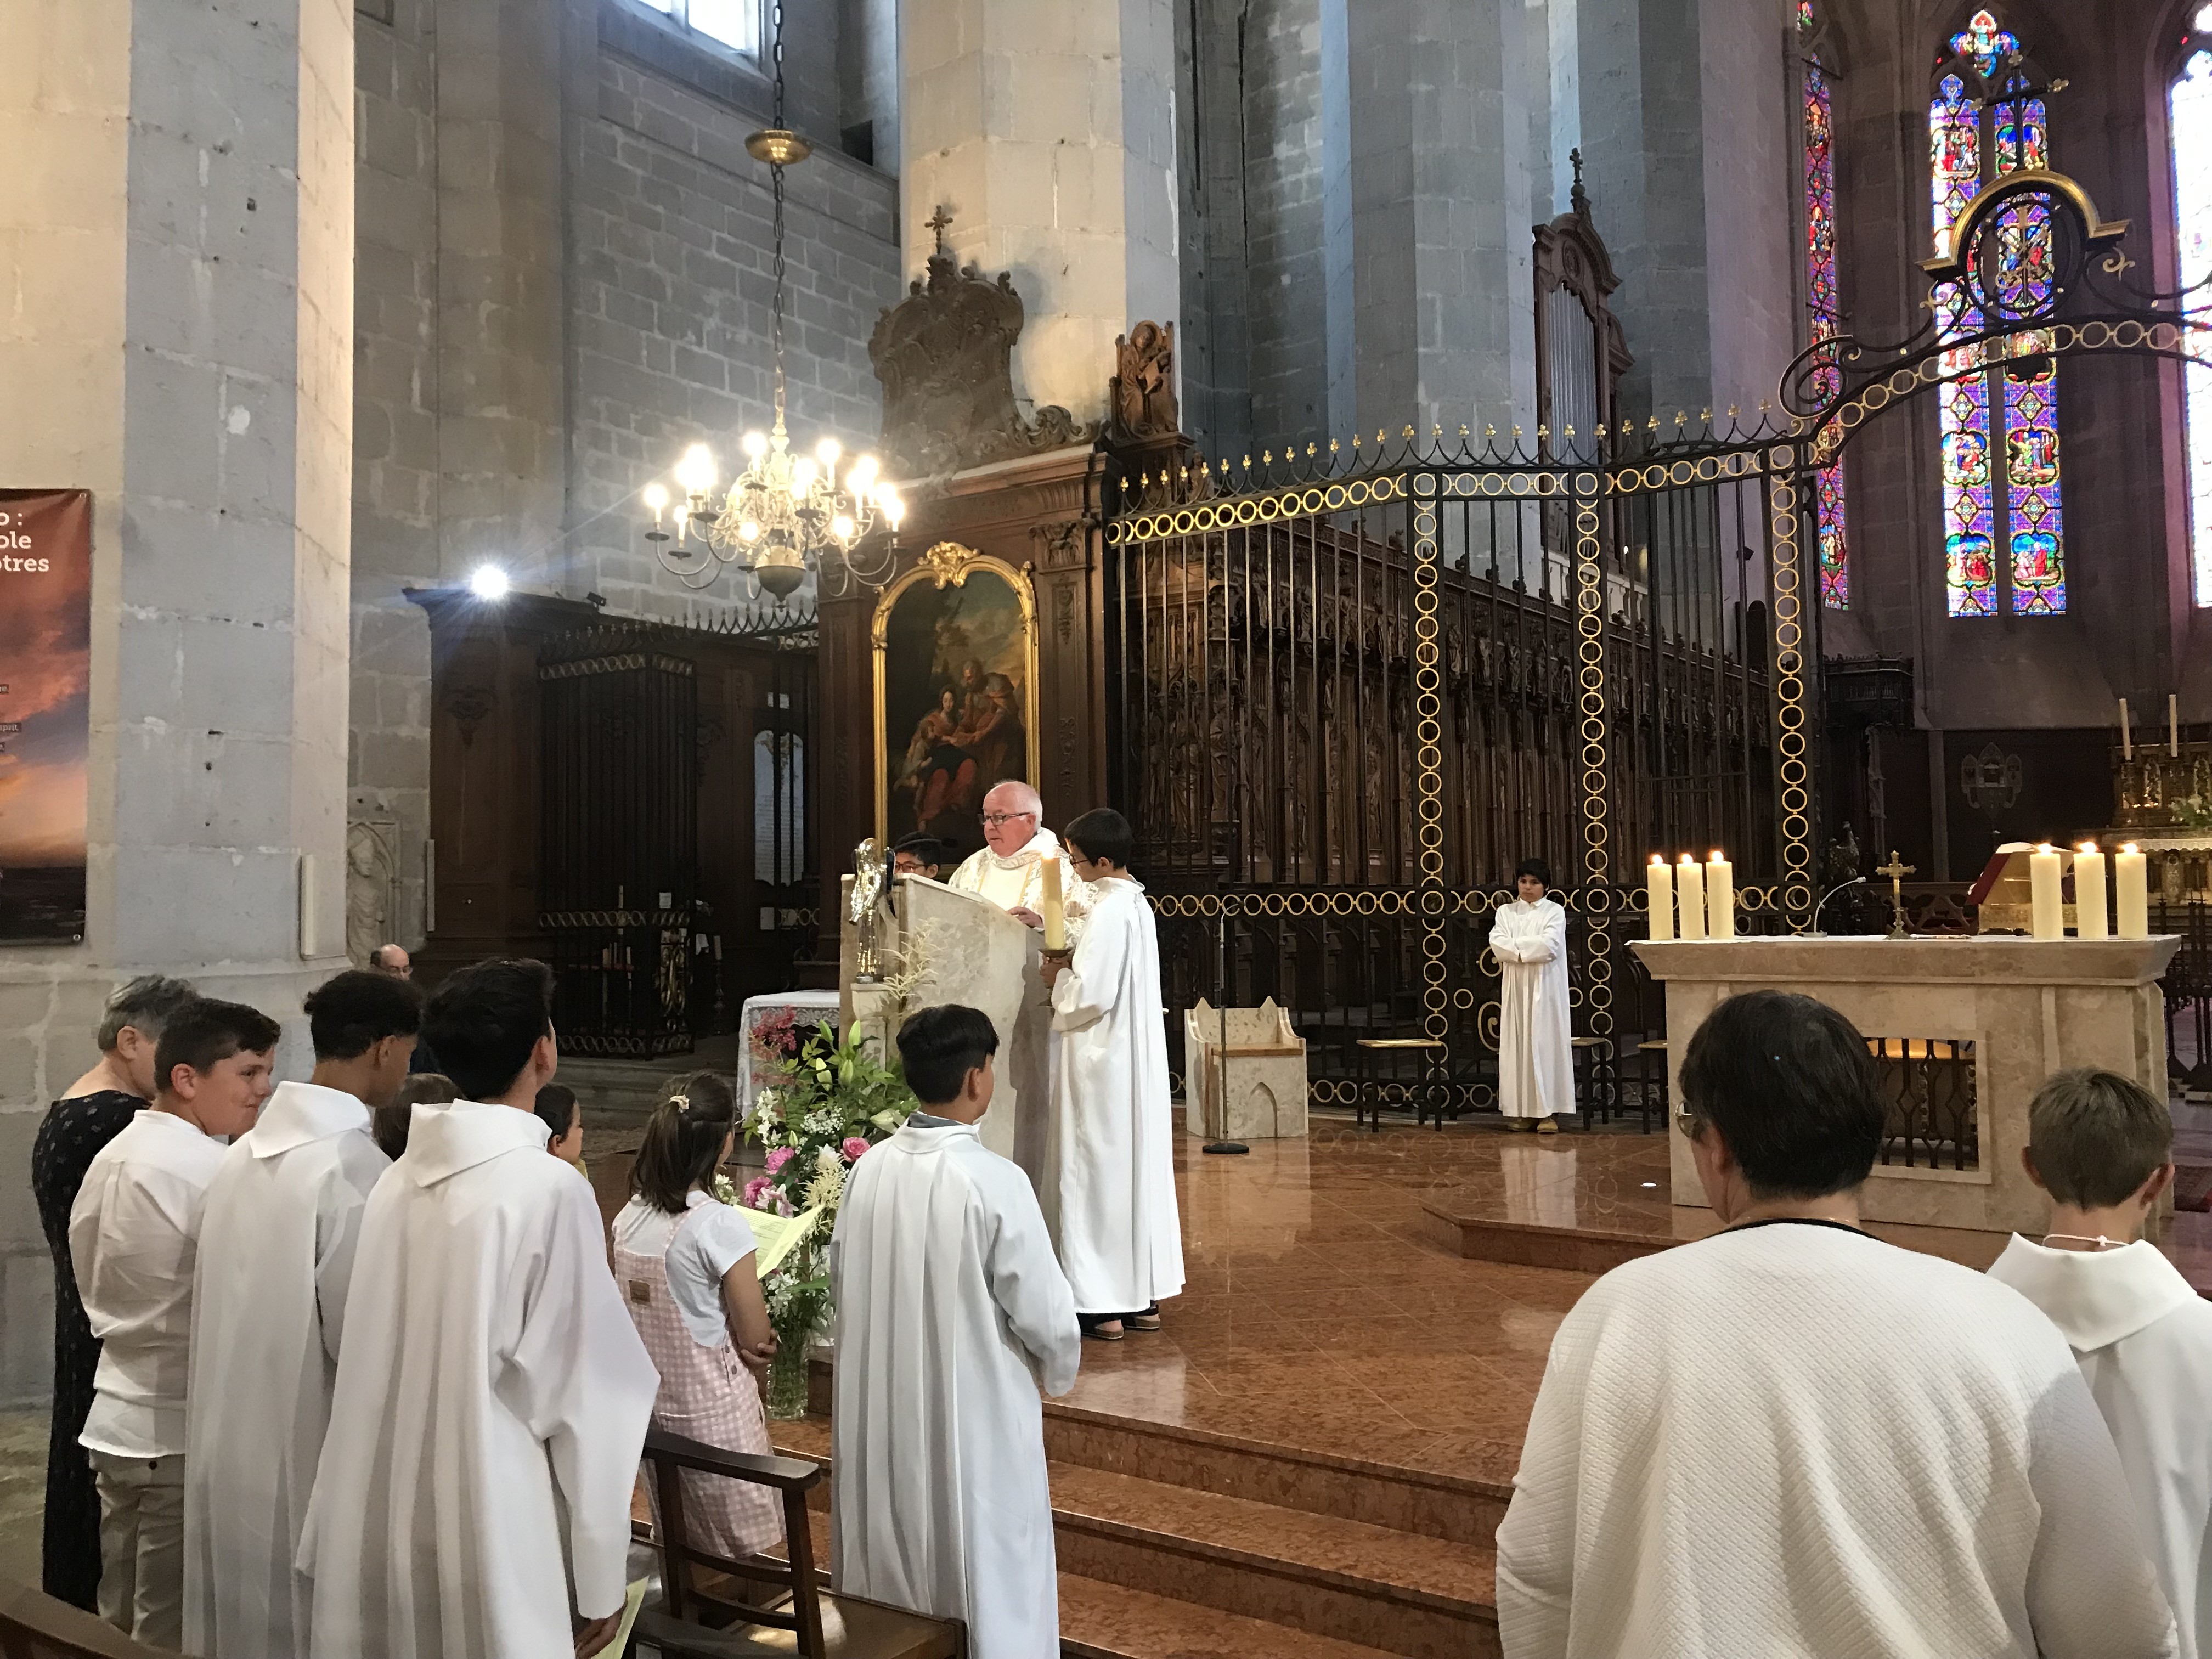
top-left (839, 872), bottom-right (1060, 1234)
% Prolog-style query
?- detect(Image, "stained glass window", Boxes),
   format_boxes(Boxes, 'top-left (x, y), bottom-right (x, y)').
top-left (2172, 46), bottom-right (2212, 605)
top-left (1928, 10), bottom-right (2066, 617)
top-left (1801, 3), bottom-right (1849, 607)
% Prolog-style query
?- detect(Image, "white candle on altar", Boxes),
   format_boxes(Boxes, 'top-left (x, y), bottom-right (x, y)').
top-left (2074, 842), bottom-right (2108, 940)
top-left (2029, 843), bottom-right (2064, 940)
top-left (2171, 693), bottom-right (2181, 758)
top-left (2117, 843), bottom-right (2150, 939)
top-left (1646, 855), bottom-right (1674, 941)
top-left (1675, 854), bottom-right (1707, 941)
top-left (2120, 697), bottom-right (2133, 761)
top-left (1707, 850), bottom-right (1735, 940)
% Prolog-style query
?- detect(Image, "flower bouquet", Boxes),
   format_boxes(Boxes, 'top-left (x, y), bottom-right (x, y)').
top-left (718, 1020), bottom-right (915, 1417)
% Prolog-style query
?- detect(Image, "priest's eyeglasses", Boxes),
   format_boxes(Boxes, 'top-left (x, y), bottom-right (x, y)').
top-left (981, 810), bottom-right (1036, 828)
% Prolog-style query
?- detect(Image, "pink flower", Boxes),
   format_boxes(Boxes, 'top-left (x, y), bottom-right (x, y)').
top-left (764, 1147), bottom-right (794, 1175)
top-left (742, 1175), bottom-right (772, 1210)
top-left (840, 1136), bottom-right (871, 1163)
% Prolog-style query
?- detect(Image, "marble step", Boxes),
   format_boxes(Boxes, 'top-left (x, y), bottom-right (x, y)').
top-left (1056, 1572), bottom-right (1414, 1659)
top-left (769, 1417), bottom-right (1499, 1659)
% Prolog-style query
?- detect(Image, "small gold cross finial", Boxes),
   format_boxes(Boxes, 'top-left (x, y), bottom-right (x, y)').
top-left (1877, 849), bottom-right (1916, 940)
top-left (925, 204), bottom-right (953, 252)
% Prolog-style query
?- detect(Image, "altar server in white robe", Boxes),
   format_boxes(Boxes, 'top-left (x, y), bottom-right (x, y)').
top-left (948, 780), bottom-right (1096, 936)
top-left (830, 1005), bottom-right (1081, 1659)
top-left (1491, 857), bottom-right (1573, 1132)
top-left (183, 968), bottom-right (421, 1659)
top-left (1989, 1067), bottom-right (2212, 1659)
top-left (1498, 990), bottom-right (2177, 1659)
top-left (297, 958), bottom-right (659, 1659)
top-left (1043, 808), bottom-right (1184, 1341)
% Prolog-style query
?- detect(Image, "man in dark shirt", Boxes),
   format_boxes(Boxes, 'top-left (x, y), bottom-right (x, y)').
top-left (29, 974), bottom-right (196, 1610)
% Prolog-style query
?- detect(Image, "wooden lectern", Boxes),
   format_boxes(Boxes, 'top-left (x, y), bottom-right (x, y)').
top-left (839, 873), bottom-right (1059, 1231)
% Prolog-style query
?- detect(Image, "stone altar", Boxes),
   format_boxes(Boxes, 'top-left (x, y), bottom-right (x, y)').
top-left (840, 873), bottom-right (1058, 1229)
top-left (1632, 936), bottom-right (2181, 1234)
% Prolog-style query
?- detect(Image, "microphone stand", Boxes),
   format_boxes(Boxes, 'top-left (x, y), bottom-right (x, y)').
top-left (1203, 902), bottom-right (1248, 1155)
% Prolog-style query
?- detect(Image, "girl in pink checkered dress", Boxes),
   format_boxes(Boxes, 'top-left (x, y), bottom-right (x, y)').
top-left (612, 1073), bottom-right (782, 1561)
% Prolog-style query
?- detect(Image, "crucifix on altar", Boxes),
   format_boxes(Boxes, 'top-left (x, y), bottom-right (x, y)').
top-left (1876, 850), bottom-right (1915, 939)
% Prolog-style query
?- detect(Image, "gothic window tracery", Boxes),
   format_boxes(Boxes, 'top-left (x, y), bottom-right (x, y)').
top-left (1798, 1), bottom-right (1850, 608)
top-left (1928, 8), bottom-right (2066, 618)
top-left (2169, 7), bottom-right (2212, 606)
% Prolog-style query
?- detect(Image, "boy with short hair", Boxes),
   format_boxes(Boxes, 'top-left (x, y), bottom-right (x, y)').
top-left (298, 958), bottom-right (658, 1659)
top-left (1989, 1066), bottom-right (2212, 1659)
top-left (830, 1005), bottom-right (1080, 1659)
top-left (71, 996), bottom-right (280, 1647)
top-left (184, 967), bottom-right (422, 1659)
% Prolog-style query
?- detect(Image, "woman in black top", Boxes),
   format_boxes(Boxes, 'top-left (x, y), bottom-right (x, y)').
top-left (28, 974), bottom-right (195, 1611)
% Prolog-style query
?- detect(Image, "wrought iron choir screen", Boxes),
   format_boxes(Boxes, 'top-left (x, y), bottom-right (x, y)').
top-left (1105, 425), bottom-right (1816, 1118)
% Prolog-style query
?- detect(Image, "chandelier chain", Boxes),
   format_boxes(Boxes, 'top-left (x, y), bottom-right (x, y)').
top-left (769, 0), bottom-right (788, 424)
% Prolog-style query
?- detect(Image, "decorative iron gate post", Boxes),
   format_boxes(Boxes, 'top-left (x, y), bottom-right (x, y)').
top-left (1769, 446), bottom-right (1815, 930)
top-left (1410, 469), bottom-right (1452, 1116)
top-left (1572, 469), bottom-right (1614, 1066)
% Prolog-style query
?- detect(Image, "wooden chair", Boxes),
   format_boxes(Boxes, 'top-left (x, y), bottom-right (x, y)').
top-left (633, 1426), bottom-right (964, 1659)
top-left (0, 1580), bottom-right (168, 1659)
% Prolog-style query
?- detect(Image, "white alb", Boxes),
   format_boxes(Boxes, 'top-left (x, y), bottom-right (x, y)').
top-left (183, 1080), bottom-right (390, 1659)
top-left (296, 1099), bottom-right (659, 1658)
top-left (1491, 896), bottom-right (1572, 1119)
top-left (830, 1120), bottom-right (1081, 1659)
top-left (1497, 1221), bottom-right (2178, 1659)
top-left (1048, 875), bottom-right (1186, 1314)
top-left (1989, 1234), bottom-right (2212, 1659)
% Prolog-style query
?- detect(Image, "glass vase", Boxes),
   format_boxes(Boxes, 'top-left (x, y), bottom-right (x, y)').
top-left (764, 1324), bottom-right (815, 1419)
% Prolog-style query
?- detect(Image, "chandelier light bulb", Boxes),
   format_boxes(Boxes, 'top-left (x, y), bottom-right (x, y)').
top-left (675, 443), bottom-right (716, 494)
top-left (642, 481), bottom-right (669, 517)
top-left (847, 455), bottom-right (879, 492)
top-left (882, 492), bottom-right (905, 529)
top-left (815, 437), bottom-right (841, 467)
top-left (831, 513), bottom-right (855, 541)
top-left (790, 458), bottom-right (819, 497)
top-left (738, 519), bottom-right (761, 543)
top-left (742, 430), bottom-right (770, 460)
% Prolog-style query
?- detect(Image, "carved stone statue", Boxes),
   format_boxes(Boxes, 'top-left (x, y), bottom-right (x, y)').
top-left (1109, 320), bottom-right (1178, 441)
top-left (867, 208), bottom-right (1097, 479)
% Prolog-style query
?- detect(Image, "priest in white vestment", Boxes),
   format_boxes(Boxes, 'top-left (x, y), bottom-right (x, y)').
top-left (1491, 858), bottom-right (1572, 1131)
top-left (1498, 990), bottom-right (2177, 1659)
top-left (184, 970), bottom-right (422, 1659)
top-left (830, 1005), bottom-right (1081, 1659)
top-left (947, 780), bottom-right (1096, 936)
top-left (1988, 1067), bottom-right (2212, 1659)
top-left (1044, 809), bottom-right (1184, 1340)
top-left (297, 960), bottom-right (659, 1659)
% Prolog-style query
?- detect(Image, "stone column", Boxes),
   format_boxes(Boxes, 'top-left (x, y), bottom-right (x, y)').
top-left (0, 0), bottom-right (354, 1403)
top-left (899, 0), bottom-right (1180, 426)
top-left (1325, 0), bottom-right (1541, 442)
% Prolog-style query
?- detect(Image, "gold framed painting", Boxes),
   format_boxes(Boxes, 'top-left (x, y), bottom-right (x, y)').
top-left (872, 542), bottom-right (1042, 853)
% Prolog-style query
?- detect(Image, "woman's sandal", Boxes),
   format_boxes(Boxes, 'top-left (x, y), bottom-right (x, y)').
top-left (1126, 1304), bottom-right (1163, 1332)
top-left (1080, 1314), bottom-right (1126, 1341)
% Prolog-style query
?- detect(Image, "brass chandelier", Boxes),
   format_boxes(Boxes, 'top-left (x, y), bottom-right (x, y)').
top-left (641, 0), bottom-right (901, 599)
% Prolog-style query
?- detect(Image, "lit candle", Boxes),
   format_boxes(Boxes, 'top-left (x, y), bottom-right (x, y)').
top-left (2171, 693), bottom-right (2181, 758)
top-left (1675, 854), bottom-right (1707, 941)
top-left (2120, 696), bottom-right (2132, 761)
top-left (2073, 842), bottom-right (2108, 940)
top-left (1706, 850), bottom-right (1735, 940)
top-left (1041, 855), bottom-right (1067, 951)
top-left (2029, 843), bottom-right (2064, 940)
top-left (1646, 855), bottom-right (1674, 942)
top-left (2117, 843), bottom-right (2150, 939)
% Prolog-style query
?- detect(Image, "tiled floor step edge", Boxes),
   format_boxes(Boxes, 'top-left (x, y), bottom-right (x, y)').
top-left (1044, 1400), bottom-right (1511, 1546)
top-left (1056, 1572), bottom-right (1419, 1659)
top-left (1417, 1203), bottom-right (1669, 1274)
top-left (1048, 1462), bottom-right (1497, 1659)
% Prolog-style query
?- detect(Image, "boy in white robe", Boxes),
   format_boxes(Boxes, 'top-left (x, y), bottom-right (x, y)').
top-left (297, 957), bottom-right (659, 1659)
top-left (1043, 808), bottom-right (1186, 1340)
top-left (72, 998), bottom-right (280, 1648)
top-left (183, 968), bottom-right (422, 1659)
top-left (1491, 857), bottom-right (1573, 1132)
top-left (830, 1004), bottom-right (1081, 1659)
top-left (1498, 989), bottom-right (2177, 1659)
top-left (1988, 1068), bottom-right (2212, 1659)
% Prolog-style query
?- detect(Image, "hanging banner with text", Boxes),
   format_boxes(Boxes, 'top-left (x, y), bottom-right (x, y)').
top-left (0, 490), bottom-right (90, 943)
